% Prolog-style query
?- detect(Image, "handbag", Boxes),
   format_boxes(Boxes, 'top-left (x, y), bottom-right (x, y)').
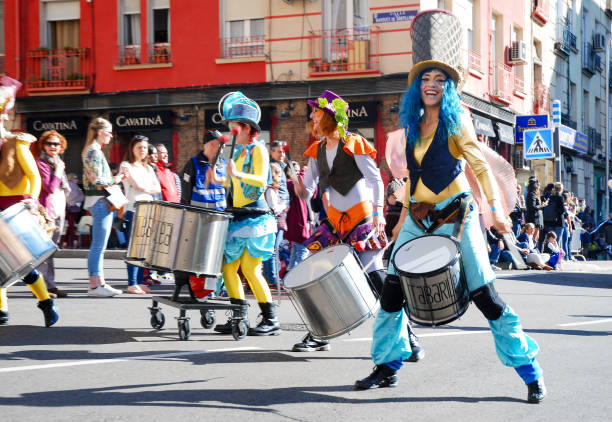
top-left (102, 185), bottom-right (128, 218)
top-left (276, 213), bottom-right (288, 231)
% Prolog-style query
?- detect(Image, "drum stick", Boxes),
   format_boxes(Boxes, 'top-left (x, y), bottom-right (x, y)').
top-left (228, 125), bottom-right (241, 165)
top-left (360, 242), bottom-right (393, 274)
top-left (204, 134), bottom-right (229, 189)
top-left (282, 144), bottom-right (299, 181)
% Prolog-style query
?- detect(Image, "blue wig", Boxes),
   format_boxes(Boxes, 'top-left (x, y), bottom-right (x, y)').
top-left (399, 69), bottom-right (463, 148)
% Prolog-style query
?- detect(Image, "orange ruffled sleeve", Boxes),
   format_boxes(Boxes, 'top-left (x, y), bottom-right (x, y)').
top-left (303, 140), bottom-right (323, 160)
top-left (343, 133), bottom-right (377, 160)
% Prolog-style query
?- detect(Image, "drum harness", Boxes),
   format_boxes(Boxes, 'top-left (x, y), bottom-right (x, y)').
top-left (408, 192), bottom-right (472, 242)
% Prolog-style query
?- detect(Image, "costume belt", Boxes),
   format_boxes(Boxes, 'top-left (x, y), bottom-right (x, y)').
top-left (409, 193), bottom-right (471, 240)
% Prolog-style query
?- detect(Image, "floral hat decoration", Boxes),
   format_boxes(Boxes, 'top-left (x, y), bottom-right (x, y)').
top-left (307, 90), bottom-right (350, 138)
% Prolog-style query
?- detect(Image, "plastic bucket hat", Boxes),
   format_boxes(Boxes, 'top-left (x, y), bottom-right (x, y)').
top-left (218, 91), bottom-right (262, 132)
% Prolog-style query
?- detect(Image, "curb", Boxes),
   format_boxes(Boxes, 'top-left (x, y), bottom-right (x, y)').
top-left (55, 249), bottom-right (127, 260)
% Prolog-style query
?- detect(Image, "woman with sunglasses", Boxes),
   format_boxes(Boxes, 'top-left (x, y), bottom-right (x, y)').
top-left (82, 117), bottom-right (126, 297)
top-left (120, 135), bottom-right (161, 294)
top-left (35, 130), bottom-right (70, 298)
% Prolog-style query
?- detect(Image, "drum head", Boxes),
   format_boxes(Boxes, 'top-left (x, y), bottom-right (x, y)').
top-left (283, 244), bottom-right (351, 289)
top-left (393, 235), bottom-right (458, 275)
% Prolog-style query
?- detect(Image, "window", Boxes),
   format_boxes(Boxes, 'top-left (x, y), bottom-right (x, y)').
top-left (582, 89), bottom-right (589, 133)
top-left (152, 8), bottom-right (169, 43)
top-left (570, 82), bottom-right (576, 122)
top-left (119, 0), bottom-right (140, 45)
top-left (224, 18), bottom-right (264, 58)
top-left (148, 0), bottom-right (170, 63)
top-left (466, 0), bottom-right (474, 51)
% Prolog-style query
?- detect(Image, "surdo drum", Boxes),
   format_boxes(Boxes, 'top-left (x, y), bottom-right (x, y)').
top-left (125, 201), bottom-right (158, 267)
top-left (392, 235), bottom-right (469, 326)
top-left (283, 244), bottom-right (379, 339)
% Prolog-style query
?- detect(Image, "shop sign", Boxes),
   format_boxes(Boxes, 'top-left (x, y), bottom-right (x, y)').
top-left (109, 110), bottom-right (172, 131)
top-left (26, 115), bottom-right (86, 135)
top-left (472, 114), bottom-right (496, 137)
top-left (559, 125), bottom-right (588, 154)
top-left (348, 101), bottom-right (378, 123)
top-left (373, 10), bottom-right (417, 23)
top-left (496, 122), bottom-right (514, 144)
top-left (515, 114), bottom-right (548, 144)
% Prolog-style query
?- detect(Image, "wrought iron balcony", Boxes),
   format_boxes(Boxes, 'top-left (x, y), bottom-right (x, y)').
top-left (149, 43), bottom-right (171, 64)
top-left (25, 48), bottom-right (91, 93)
top-left (118, 45), bottom-right (141, 65)
top-left (489, 62), bottom-right (514, 105)
top-left (220, 35), bottom-right (264, 59)
top-left (468, 50), bottom-right (482, 73)
top-left (308, 26), bottom-right (380, 76)
top-left (532, 0), bottom-right (549, 25)
top-left (534, 82), bottom-right (550, 114)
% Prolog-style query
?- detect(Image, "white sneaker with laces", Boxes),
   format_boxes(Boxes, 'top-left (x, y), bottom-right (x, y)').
top-left (88, 285), bottom-right (117, 297)
top-left (102, 284), bottom-right (123, 295)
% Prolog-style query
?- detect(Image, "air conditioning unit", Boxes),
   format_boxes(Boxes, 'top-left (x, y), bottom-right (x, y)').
top-left (509, 40), bottom-right (527, 64)
top-left (593, 33), bottom-right (605, 52)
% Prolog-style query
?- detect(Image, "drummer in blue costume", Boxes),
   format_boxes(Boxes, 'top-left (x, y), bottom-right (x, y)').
top-left (354, 10), bottom-right (546, 404)
top-left (215, 91), bottom-right (280, 336)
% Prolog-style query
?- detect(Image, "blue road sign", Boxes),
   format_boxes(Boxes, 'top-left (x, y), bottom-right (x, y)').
top-left (552, 100), bottom-right (561, 126)
top-left (524, 128), bottom-right (554, 159)
top-left (515, 114), bottom-right (549, 144)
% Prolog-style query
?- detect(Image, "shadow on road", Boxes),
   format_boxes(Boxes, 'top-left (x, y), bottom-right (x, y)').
top-left (0, 379), bottom-right (525, 410)
top-left (499, 272), bottom-right (612, 289)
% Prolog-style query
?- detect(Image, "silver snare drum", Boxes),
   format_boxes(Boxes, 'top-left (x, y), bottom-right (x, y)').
top-left (0, 203), bottom-right (58, 288)
top-left (392, 235), bottom-right (469, 326)
top-left (125, 201), bottom-right (158, 268)
top-left (284, 244), bottom-right (379, 339)
top-left (146, 202), bottom-right (231, 276)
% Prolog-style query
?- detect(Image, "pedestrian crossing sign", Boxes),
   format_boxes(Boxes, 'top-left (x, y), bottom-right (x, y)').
top-left (523, 128), bottom-right (554, 160)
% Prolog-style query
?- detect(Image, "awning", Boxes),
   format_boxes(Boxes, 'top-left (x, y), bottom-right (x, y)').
top-left (472, 114), bottom-right (496, 137)
top-left (496, 122), bottom-right (515, 144)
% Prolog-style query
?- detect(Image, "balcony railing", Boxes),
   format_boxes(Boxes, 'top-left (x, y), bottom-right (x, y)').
top-left (118, 45), bottom-right (141, 65)
top-left (468, 50), bottom-right (482, 73)
top-left (149, 43), bottom-right (171, 64)
top-left (220, 36), bottom-right (264, 59)
top-left (582, 42), bottom-right (596, 76)
top-left (533, 82), bottom-right (550, 114)
top-left (561, 112), bottom-right (577, 129)
top-left (25, 48), bottom-right (91, 92)
top-left (308, 26), bottom-right (380, 76)
top-left (489, 61), bottom-right (514, 105)
top-left (514, 74), bottom-right (525, 93)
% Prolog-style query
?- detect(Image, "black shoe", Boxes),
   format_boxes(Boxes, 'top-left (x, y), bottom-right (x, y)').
top-left (37, 299), bottom-right (58, 327)
top-left (527, 378), bottom-right (547, 403)
top-left (214, 299), bottom-right (249, 334)
top-left (292, 333), bottom-right (330, 351)
top-left (406, 328), bottom-right (425, 362)
top-left (354, 365), bottom-right (398, 390)
top-left (0, 310), bottom-right (8, 325)
top-left (248, 302), bottom-right (281, 336)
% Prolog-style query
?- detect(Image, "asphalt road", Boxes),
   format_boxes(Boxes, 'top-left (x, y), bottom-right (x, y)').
top-left (1, 257), bottom-right (611, 422)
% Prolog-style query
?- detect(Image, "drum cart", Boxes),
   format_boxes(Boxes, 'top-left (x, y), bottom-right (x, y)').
top-left (149, 281), bottom-right (248, 341)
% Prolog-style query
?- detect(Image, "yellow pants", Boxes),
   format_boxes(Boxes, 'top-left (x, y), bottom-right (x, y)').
top-left (0, 274), bottom-right (50, 311)
top-left (222, 250), bottom-right (272, 303)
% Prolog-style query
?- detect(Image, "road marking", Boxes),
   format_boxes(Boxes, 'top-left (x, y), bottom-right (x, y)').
top-left (557, 318), bottom-right (612, 327)
top-left (342, 330), bottom-right (491, 342)
top-left (0, 346), bottom-right (261, 374)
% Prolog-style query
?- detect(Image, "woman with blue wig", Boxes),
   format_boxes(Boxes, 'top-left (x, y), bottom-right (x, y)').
top-left (354, 10), bottom-right (546, 404)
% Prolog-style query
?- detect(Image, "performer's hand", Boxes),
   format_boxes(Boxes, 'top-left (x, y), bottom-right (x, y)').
top-left (373, 214), bottom-right (386, 236)
top-left (492, 211), bottom-right (510, 234)
top-left (227, 160), bottom-right (237, 178)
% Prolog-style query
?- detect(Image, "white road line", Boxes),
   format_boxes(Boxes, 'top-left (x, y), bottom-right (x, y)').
top-left (0, 346), bottom-right (261, 374)
top-left (342, 330), bottom-right (491, 342)
top-left (557, 318), bottom-right (612, 327)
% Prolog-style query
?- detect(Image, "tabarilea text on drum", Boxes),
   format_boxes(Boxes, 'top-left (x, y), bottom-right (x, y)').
top-left (392, 235), bottom-right (469, 326)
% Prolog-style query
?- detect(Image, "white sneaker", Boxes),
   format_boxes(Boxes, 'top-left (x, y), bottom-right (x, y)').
top-left (491, 265), bottom-right (502, 271)
top-left (88, 285), bottom-right (117, 297)
top-left (102, 284), bottom-right (123, 295)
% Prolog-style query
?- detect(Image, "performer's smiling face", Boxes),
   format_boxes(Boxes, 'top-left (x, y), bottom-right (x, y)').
top-left (420, 69), bottom-right (446, 107)
top-left (309, 108), bottom-right (325, 132)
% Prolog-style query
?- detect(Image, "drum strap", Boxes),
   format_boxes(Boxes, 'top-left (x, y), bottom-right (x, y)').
top-left (410, 193), bottom-right (471, 240)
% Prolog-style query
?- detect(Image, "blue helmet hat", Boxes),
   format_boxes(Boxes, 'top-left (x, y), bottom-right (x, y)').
top-left (218, 91), bottom-right (262, 132)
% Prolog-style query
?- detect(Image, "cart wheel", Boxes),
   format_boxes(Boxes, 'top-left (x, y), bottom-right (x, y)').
top-left (200, 310), bottom-right (216, 329)
top-left (232, 320), bottom-right (248, 340)
top-left (150, 311), bottom-right (165, 330)
top-left (178, 319), bottom-right (191, 340)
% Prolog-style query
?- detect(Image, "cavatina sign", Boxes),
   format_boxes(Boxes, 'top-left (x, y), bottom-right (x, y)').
top-left (109, 110), bottom-right (172, 131)
top-left (26, 115), bottom-right (86, 135)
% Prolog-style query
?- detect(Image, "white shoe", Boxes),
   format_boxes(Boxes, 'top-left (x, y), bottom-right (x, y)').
top-left (491, 265), bottom-right (502, 271)
top-left (88, 285), bottom-right (117, 297)
top-left (102, 284), bottom-right (123, 295)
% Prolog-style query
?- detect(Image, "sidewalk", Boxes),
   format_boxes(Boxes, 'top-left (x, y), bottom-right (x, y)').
top-left (55, 248), bottom-right (127, 259)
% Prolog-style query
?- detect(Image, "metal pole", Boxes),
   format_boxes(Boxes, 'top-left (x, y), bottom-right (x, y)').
top-left (606, 35), bottom-right (610, 220)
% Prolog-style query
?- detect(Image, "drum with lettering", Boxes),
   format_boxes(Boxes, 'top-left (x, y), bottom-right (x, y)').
top-left (284, 244), bottom-right (379, 339)
top-left (146, 202), bottom-right (231, 277)
top-left (392, 235), bottom-right (469, 326)
top-left (125, 201), bottom-right (158, 267)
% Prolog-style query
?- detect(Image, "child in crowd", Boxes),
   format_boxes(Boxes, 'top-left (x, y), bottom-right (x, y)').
top-left (542, 231), bottom-right (564, 270)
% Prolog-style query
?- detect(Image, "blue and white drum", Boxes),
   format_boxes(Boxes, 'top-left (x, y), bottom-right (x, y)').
top-left (392, 235), bottom-right (469, 326)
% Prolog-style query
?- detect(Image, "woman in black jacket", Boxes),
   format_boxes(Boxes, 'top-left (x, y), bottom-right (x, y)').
top-left (525, 179), bottom-right (548, 247)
